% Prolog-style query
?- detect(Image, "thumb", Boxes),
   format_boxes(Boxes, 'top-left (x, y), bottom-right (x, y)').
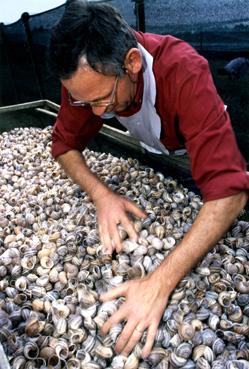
top-left (100, 283), bottom-right (128, 302)
top-left (125, 200), bottom-right (147, 219)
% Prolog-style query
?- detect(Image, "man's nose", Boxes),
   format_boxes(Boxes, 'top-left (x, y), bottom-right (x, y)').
top-left (91, 106), bottom-right (107, 116)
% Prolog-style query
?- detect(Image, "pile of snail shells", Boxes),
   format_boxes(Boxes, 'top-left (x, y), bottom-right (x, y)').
top-left (0, 126), bottom-right (249, 369)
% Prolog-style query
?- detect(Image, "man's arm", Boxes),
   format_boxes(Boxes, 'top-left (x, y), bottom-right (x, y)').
top-left (101, 191), bottom-right (248, 357)
top-left (57, 150), bottom-right (145, 252)
top-left (155, 191), bottom-right (248, 294)
top-left (53, 84), bottom-right (145, 252)
top-left (57, 150), bottom-right (109, 202)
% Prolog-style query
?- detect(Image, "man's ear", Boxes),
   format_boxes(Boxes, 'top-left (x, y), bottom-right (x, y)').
top-left (124, 48), bottom-right (142, 75)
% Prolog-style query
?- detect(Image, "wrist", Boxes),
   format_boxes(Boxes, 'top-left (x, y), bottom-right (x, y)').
top-left (91, 182), bottom-right (111, 203)
top-left (149, 266), bottom-right (173, 299)
top-left (150, 248), bottom-right (186, 296)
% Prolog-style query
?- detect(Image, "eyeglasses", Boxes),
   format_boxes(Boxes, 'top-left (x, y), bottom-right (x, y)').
top-left (68, 75), bottom-right (119, 108)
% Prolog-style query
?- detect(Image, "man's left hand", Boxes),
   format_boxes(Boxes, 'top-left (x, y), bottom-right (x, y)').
top-left (100, 192), bottom-right (249, 357)
top-left (100, 272), bottom-right (168, 358)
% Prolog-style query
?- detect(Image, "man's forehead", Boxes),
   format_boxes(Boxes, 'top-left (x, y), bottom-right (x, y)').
top-left (62, 66), bottom-right (114, 101)
top-left (74, 65), bottom-right (109, 84)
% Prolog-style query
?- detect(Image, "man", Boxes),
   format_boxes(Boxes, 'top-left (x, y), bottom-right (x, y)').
top-left (49, 0), bottom-right (249, 358)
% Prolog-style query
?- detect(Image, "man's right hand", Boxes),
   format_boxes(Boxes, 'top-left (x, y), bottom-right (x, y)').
top-left (56, 150), bottom-right (145, 253)
top-left (94, 190), bottom-right (146, 254)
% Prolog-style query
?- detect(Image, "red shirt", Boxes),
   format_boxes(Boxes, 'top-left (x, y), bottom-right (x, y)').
top-left (52, 31), bottom-right (249, 202)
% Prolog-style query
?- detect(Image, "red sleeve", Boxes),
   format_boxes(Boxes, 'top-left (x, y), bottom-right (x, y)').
top-left (176, 56), bottom-right (249, 201)
top-left (52, 85), bottom-right (103, 158)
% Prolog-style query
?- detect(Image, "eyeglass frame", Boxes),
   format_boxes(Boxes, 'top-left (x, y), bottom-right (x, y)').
top-left (68, 75), bottom-right (119, 108)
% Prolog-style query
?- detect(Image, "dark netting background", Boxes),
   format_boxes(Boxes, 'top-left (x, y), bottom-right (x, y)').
top-left (143, 0), bottom-right (249, 161)
top-left (0, 0), bottom-right (248, 160)
top-left (0, 18), bottom-right (42, 106)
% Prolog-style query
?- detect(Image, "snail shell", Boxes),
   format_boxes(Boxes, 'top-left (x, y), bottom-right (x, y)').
top-left (193, 345), bottom-right (214, 362)
top-left (127, 263), bottom-right (145, 279)
top-left (68, 315), bottom-right (83, 330)
top-left (175, 342), bottom-right (192, 359)
top-left (32, 299), bottom-right (44, 311)
top-left (111, 354), bottom-right (127, 369)
top-left (69, 328), bottom-right (87, 344)
top-left (124, 353), bottom-right (139, 369)
top-left (170, 352), bottom-right (187, 367)
top-left (48, 354), bottom-right (65, 369)
top-left (52, 301), bottom-right (70, 318)
top-left (15, 276), bottom-right (28, 291)
top-left (23, 342), bottom-right (39, 360)
top-left (201, 329), bottom-right (216, 346)
top-left (81, 362), bottom-right (102, 369)
top-left (178, 322), bottom-right (195, 341)
top-left (66, 358), bottom-right (81, 369)
top-left (109, 323), bottom-right (122, 343)
top-left (39, 346), bottom-right (55, 360)
top-left (218, 291), bottom-right (237, 307)
top-left (94, 341), bottom-right (113, 359)
top-left (55, 340), bottom-right (69, 359)
top-left (54, 317), bottom-right (67, 336)
top-left (82, 335), bottom-right (96, 352)
top-left (208, 314), bottom-right (220, 331)
top-left (12, 356), bottom-right (26, 369)
top-left (212, 338), bottom-right (225, 355)
top-left (25, 316), bottom-right (45, 336)
top-left (147, 347), bottom-right (167, 366)
top-left (196, 357), bottom-right (211, 369)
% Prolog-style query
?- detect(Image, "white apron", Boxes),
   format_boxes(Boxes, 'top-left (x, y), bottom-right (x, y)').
top-left (115, 43), bottom-right (169, 155)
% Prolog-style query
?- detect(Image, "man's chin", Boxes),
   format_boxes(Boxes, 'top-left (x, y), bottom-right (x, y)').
top-left (100, 111), bottom-right (116, 119)
top-left (115, 102), bottom-right (132, 113)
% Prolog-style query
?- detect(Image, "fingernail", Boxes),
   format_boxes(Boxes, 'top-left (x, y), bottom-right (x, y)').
top-left (103, 248), bottom-right (111, 255)
top-left (142, 351), bottom-right (148, 359)
top-left (115, 346), bottom-right (121, 354)
top-left (99, 293), bottom-right (107, 300)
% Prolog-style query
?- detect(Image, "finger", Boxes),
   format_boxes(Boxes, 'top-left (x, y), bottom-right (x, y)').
top-left (99, 222), bottom-right (112, 254)
top-left (125, 200), bottom-right (147, 219)
top-left (101, 306), bottom-right (127, 335)
top-left (109, 222), bottom-right (123, 253)
top-left (120, 216), bottom-right (138, 242)
top-left (141, 322), bottom-right (159, 358)
top-left (117, 324), bottom-right (144, 355)
top-left (100, 283), bottom-right (128, 302)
